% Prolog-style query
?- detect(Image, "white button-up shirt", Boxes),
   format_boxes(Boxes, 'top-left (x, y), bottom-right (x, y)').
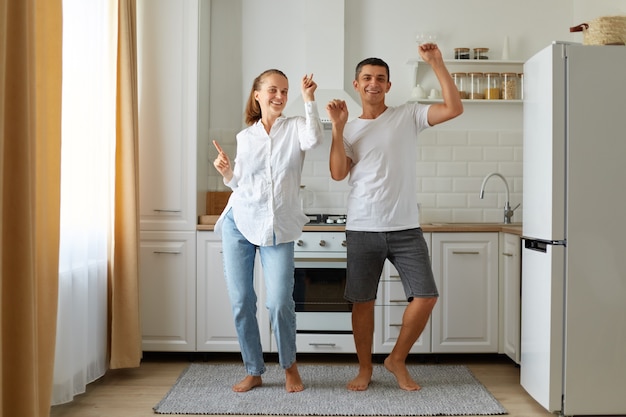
top-left (215, 101), bottom-right (324, 246)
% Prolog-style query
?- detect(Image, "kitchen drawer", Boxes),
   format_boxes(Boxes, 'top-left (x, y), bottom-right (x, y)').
top-left (382, 305), bottom-right (405, 338)
top-left (294, 333), bottom-right (355, 353)
top-left (384, 281), bottom-right (409, 304)
top-left (374, 303), bottom-right (430, 353)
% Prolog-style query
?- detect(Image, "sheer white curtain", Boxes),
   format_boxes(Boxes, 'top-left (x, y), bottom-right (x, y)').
top-left (52, 0), bottom-right (117, 405)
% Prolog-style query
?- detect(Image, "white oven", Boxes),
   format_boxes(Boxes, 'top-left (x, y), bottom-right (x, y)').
top-left (293, 231), bottom-right (351, 333)
top-left (288, 224), bottom-right (356, 353)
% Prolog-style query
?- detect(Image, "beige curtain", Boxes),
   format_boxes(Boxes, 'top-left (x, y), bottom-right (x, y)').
top-left (1, 0), bottom-right (63, 416)
top-left (1, 0), bottom-right (141, 411)
top-left (110, 0), bottom-right (142, 369)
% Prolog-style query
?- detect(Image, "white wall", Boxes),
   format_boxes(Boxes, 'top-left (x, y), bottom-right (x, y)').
top-left (205, 0), bottom-right (625, 223)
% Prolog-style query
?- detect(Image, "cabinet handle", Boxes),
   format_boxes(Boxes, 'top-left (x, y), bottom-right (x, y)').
top-left (452, 251), bottom-right (480, 255)
top-left (294, 257), bottom-right (346, 263)
top-left (390, 323), bottom-right (402, 327)
top-left (308, 343), bottom-right (336, 347)
top-left (153, 209), bottom-right (182, 213)
top-left (153, 250), bottom-right (181, 254)
top-left (390, 299), bottom-right (407, 303)
top-left (502, 252), bottom-right (514, 257)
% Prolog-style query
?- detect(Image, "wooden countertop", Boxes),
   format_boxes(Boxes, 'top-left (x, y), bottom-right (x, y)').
top-left (197, 216), bottom-right (522, 236)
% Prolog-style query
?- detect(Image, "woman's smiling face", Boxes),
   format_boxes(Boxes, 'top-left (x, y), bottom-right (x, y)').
top-left (254, 73), bottom-right (289, 119)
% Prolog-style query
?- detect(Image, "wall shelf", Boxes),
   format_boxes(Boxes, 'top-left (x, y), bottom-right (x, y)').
top-left (407, 59), bottom-right (525, 103)
top-left (407, 58), bottom-right (525, 68)
top-left (409, 98), bottom-right (522, 104)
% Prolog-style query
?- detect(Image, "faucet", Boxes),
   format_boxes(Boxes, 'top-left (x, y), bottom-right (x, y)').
top-left (479, 172), bottom-right (520, 224)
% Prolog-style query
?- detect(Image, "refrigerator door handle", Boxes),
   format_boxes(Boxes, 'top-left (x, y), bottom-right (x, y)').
top-left (523, 238), bottom-right (566, 252)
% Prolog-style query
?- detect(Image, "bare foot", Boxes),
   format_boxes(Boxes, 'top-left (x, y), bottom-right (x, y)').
top-left (285, 363), bottom-right (305, 392)
top-left (232, 375), bottom-right (263, 392)
top-left (346, 366), bottom-right (373, 391)
top-left (384, 356), bottom-right (421, 391)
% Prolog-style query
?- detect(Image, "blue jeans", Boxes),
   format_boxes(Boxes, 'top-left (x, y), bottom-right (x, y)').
top-left (221, 209), bottom-right (297, 375)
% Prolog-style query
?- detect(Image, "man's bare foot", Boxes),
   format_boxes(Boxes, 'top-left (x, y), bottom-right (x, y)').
top-left (384, 356), bottom-right (421, 391)
top-left (346, 366), bottom-right (373, 391)
top-left (285, 363), bottom-right (304, 392)
top-left (232, 375), bottom-right (263, 392)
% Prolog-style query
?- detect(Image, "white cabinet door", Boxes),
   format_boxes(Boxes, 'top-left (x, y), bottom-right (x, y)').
top-left (137, 0), bottom-right (198, 231)
top-left (431, 233), bottom-right (498, 353)
top-left (196, 231), bottom-right (270, 352)
top-left (500, 233), bottom-right (521, 363)
top-left (374, 233), bottom-right (431, 354)
top-left (139, 231), bottom-right (196, 351)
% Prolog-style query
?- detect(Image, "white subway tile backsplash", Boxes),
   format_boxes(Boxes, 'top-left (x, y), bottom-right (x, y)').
top-left (416, 161), bottom-right (437, 177)
top-left (484, 146), bottom-right (515, 162)
top-left (435, 131), bottom-right (468, 146)
top-left (437, 162), bottom-right (467, 177)
top-left (437, 193), bottom-right (468, 208)
top-left (421, 146), bottom-right (453, 161)
top-left (452, 147), bottom-right (483, 161)
top-left (422, 177), bottom-right (453, 193)
top-left (468, 131), bottom-right (499, 146)
top-left (498, 131), bottom-right (523, 146)
top-left (468, 162), bottom-right (500, 177)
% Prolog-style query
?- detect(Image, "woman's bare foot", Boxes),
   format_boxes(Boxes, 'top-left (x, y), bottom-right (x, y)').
top-left (346, 365), bottom-right (373, 391)
top-left (384, 356), bottom-right (421, 391)
top-left (285, 363), bottom-right (304, 392)
top-left (232, 375), bottom-right (263, 392)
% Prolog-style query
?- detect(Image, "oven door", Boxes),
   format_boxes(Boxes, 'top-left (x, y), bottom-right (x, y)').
top-left (293, 255), bottom-right (352, 333)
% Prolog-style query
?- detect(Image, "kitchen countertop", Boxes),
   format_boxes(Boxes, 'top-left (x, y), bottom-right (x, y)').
top-left (197, 216), bottom-right (522, 236)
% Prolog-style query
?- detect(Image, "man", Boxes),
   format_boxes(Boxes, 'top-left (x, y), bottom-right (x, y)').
top-left (325, 43), bottom-right (463, 391)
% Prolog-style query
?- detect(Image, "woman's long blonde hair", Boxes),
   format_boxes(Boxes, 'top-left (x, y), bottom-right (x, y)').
top-left (244, 69), bottom-right (288, 126)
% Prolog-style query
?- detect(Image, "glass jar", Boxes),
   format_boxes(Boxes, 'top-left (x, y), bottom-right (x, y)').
top-left (473, 47), bottom-right (489, 60)
top-left (484, 72), bottom-right (501, 100)
top-left (467, 72), bottom-right (484, 99)
top-left (451, 72), bottom-right (468, 99)
top-left (517, 73), bottom-right (524, 100)
top-left (500, 72), bottom-right (518, 100)
top-left (454, 47), bottom-right (470, 59)
top-left (299, 185), bottom-right (313, 211)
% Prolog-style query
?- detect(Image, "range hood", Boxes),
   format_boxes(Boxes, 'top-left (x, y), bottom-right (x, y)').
top-left (283, 0), bottom-right (361, 127)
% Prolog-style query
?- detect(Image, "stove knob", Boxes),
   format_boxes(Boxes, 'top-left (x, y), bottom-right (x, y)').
top-left (296, 240), bottom-right (303, 247)
top-left (342, 240), bottom-right (347, 247)
top-left (319, 240), bottom-right (326, 247)
top-left (325, 218), bottom-right (335, 224)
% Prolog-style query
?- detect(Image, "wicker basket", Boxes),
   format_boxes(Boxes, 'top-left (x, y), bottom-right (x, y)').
top-left (570, 16), bottom-right (626, 45)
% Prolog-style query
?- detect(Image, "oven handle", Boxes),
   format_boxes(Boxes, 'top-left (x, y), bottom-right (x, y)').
top-left (294, 257), bottom-right (346, 263)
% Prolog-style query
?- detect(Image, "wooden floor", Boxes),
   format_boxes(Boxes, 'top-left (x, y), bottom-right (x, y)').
top-left (50, 352), bottom-right (553, 417)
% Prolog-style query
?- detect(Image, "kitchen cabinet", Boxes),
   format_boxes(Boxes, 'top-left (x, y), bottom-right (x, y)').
top-left (139, 231), bottom-right (196, 351)
top-left (374, 233), bottom-right (432, 354)
top-left (196, 231), bottom-right (271, 352)
top-left (407, 59), bottom-right (524, 104)
top-left (499, 232), bottom-right (521, 363)
top-left (430, 233), bottom-right (499, 353)
top-left (138, 0), bottom-right (198, 232)
top-left (137, 0), bottom-right (199, 351)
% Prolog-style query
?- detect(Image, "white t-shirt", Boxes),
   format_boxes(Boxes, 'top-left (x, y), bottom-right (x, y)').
top-left (343, 102), bottom-right (431, 231)
top-left (214, 101), bottom-right (324, 246)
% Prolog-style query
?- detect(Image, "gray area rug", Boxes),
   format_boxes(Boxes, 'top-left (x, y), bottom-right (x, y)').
top-left (154, 363), bottom-right (507, 415)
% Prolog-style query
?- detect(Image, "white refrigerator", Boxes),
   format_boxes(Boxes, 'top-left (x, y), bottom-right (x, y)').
top-left (521, 41), bottom-right (626, 415)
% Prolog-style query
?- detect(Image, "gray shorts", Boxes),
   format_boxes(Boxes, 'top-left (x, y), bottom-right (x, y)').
top-left (345, 228), bottom-right (438, 303)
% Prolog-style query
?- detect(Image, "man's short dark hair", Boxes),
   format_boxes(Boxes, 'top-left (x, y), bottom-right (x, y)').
top-left (355, 57), bottom-right (390, 81)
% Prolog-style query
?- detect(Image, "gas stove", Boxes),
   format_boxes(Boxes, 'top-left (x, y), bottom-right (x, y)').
top-left (305, 213), bottom-right (347, 225)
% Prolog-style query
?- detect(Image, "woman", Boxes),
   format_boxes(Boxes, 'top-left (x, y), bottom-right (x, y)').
top-left (212, 69), bottom-right (323, 392)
